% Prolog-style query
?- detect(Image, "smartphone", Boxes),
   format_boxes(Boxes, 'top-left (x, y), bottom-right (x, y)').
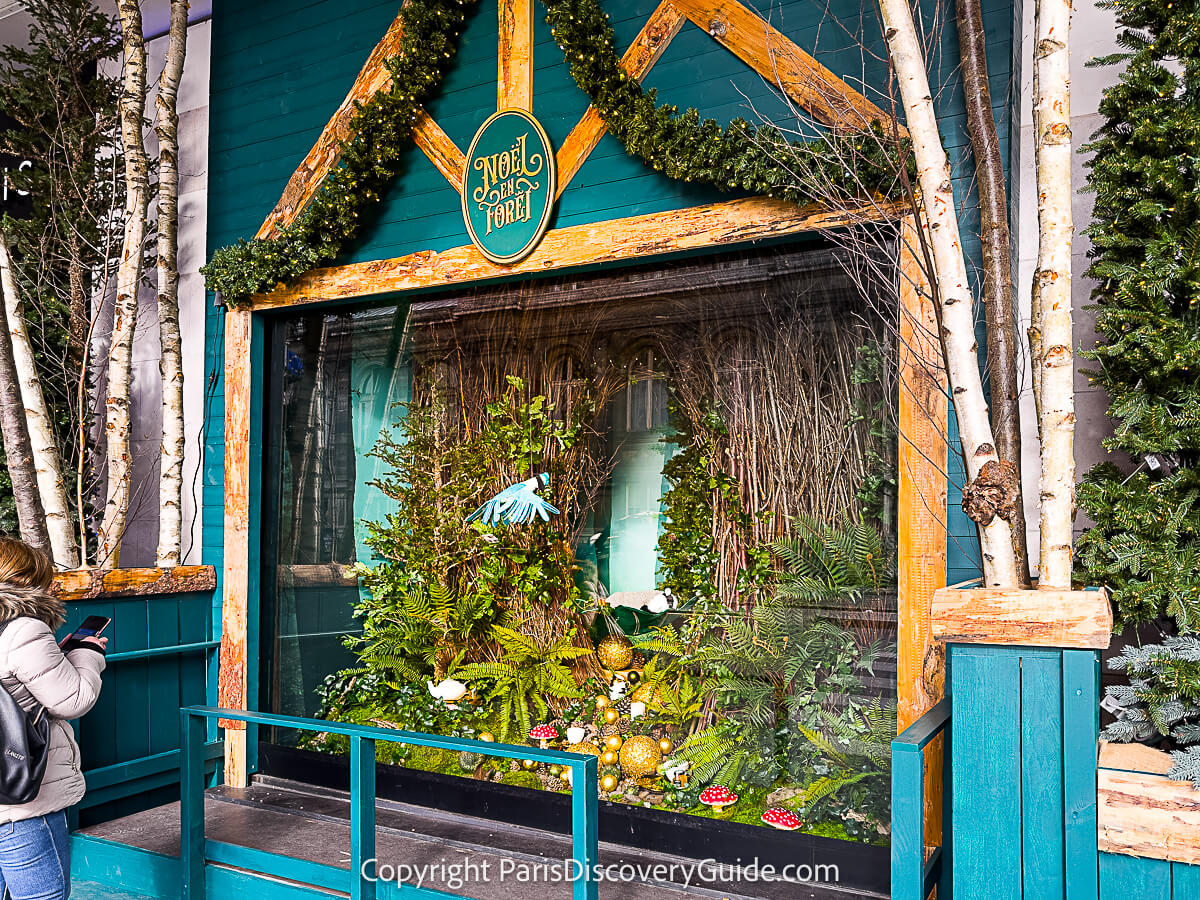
top-left (68, 615), bottom-right (111, 642)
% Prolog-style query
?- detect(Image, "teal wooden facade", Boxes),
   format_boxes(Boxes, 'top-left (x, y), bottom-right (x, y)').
top-left (64, 588), bottom-right (221, 827)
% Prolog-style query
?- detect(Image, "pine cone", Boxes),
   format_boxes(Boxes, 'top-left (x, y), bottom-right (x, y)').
top-left (509, 760), bottom-right (520, 771)
top-left (630, 653), bottom-right (645, 671)
top-left (617, 716), bottom-right (631, 734)
top-left (601, 723), bottom-right (620, 737)
top-left (550, 717), bottom-right (567, 733)
top-left (544, 776), bottom-right (566, 792)
top-left (616, 698), bottom-right (632, 715)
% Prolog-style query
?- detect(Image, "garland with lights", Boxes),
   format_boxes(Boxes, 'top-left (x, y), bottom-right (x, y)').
top-left (542, 0), bottom-right (905, 203)
top-left (203, 0), bottom-right (909, 305)
top-left (201, 0), bottom-right (481, 303)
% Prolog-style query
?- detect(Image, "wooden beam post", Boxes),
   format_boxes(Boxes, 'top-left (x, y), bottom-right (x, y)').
top-left (498, 0), bottom-right (533, 110)
top-left (219, 307), bottom-right (253, 787)
top-left (897, 214), bottom-right (949, 847)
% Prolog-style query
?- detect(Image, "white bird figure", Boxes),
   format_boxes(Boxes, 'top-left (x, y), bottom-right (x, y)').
top-left (465, 473), bottom-right (560, 526)
top-left (427, 678), bottom-right (468, 703)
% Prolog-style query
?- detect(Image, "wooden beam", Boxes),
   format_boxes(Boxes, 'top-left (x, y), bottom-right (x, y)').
top-left (498, 0), bottom-right (533, 110)
top-left (252, 197), bottom-right (904, 308)
top-left (413, 110), bottom-right (466, 193)
top-left (931, 584), bottom-right (1113, 649)
top-left (896, 214), bottom-right (948, 855)
top-left (218, 307), bottom-right (252, 787)
top-left (671, 0), bottom-right (899, 132)
top-left (1099, 763), bottom-right (1200, 865)
top-left (556, 1), bottom-right (686, 196)
top-left (256, 5), bottom-right (410, 238)
top-left (53, 566), bottom-right (216, 601)
top-left (1099, 741), bottom-right (1173, 776)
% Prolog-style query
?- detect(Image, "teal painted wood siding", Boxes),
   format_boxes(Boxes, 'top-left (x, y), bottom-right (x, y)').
top-left (947, 645), bottom-right (1100, 900)
top-left (63, 590), bottom-right (221, 826)
top-left (204, 0), bottom-right (1015, 582)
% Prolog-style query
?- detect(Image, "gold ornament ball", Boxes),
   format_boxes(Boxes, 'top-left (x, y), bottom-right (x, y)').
top-left (658, 738), bottom-right (674, 755)
top-left (521, 759), bottom-right (538, 771)
top-left (566, 741), bottom-right (600, 757)
top-left (594, 695), bottom-right (611, 711)
top-left (600, 774), bottom-right (620, 792)
top-left (601, 749), bottom-right (619, 766)
top-left (631, 683), bottom-right (660, 706)
top-left (603, 708), bottom-right (620, 725)
top-left (604, 734), bottom-right (624, 751)
top-left (618, 735), bottom-right (662, 780)
top-left (478, 732), bottom-right (496, 743)
top-left (625, 670), bottom-right (641, 686)
top-left (597, 635), bottom-right (634, 671)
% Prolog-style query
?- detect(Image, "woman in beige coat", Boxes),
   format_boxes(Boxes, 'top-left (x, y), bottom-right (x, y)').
top-left (0, 539), bottom-right (105, 900)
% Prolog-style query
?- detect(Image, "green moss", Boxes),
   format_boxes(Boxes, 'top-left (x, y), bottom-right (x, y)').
top-left (802, 821), bottom-right (852, 841)
top-left (500, 771), bottom-right (543, 790)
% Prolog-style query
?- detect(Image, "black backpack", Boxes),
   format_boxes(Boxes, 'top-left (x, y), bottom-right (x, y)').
top-left (0, 619), bottom-right (51, 804)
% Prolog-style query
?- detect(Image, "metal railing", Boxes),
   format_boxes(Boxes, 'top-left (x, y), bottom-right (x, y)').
top-left (180, 706), bottom-right (600, 900)
top-left (891, 696), bottom-right (952, 900)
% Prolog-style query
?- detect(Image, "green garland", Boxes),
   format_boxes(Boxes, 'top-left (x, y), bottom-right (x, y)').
top-left (201, 0), bottom-right (480, 303)
top-left (203, 0), bottom-right (908, 305)
top-left (542, 0), bottom-right (905, 203)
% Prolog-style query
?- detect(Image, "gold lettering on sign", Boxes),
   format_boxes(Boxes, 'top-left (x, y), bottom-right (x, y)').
top-left (472, 132), bottom-right (544, 235)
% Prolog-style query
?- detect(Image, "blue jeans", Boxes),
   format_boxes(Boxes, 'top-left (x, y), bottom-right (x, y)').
top-left (0, 812), bottom-right (70, 900)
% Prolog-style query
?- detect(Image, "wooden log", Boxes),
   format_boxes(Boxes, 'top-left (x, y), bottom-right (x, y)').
top-left (1098, 764), bottom-right (1200, 865)
top-left (52, 566), bottom-right (216, 601)
top-left (219, 308), bottom-right (252, 787)
top-left (497, 0), bottom-right (533, 111)
top-left (1099, 741), bottom-right (1174, 776)
top-left (256, 4), bottom-right (411, 238)
top-left (253, 196), bottom-right (905, 308)
top-left (931, 584), bottom-right (1113, 649)
top-left (556, 0), bottom-right (686, 196)
top-left (671, 0), bottom-right (899, 132)
top-left (897, 214), bottom-right (948, 851)
top-left (412, 110), bottom-right (466, 193)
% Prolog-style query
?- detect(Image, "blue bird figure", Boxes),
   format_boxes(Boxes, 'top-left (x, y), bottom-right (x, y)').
top-left (466, 473), bottom-right (560, 526)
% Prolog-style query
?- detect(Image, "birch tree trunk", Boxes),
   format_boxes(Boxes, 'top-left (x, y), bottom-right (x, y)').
top-left (0, 273), bottom-right (50, 556)
top-left (0, 232), bottom-right (79, 567)
top-left (956, 0), bottom-right (1031, 586)
top-left (1032, 0), bottom-right (1076, 588)
top-left (101, 0), bottom-right (150, 567)
top-left (879, 0), bottom-right (1021, 587)
top-left (155, 0), bottom-right (188, 567)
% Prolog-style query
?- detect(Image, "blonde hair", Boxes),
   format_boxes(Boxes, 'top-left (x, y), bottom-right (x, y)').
top-left (0, 538), bottom-right (54, 592)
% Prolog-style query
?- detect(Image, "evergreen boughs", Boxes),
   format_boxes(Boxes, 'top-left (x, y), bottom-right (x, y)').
top-left (201, 0), bottom-right (480, 303)
top-left (204, 0), bottom-right (911, 305)
top-left (541, 0), bottom-right (907, 204)
top-left (1076, 0), bottom-right (1200, 629)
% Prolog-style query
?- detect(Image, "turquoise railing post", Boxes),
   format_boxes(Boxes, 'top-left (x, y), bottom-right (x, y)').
top-left (570, 754), bottom-right (599, 900)
top-left (891, 697), bottom-right (951, 900)
top-left (177, 706), bottom-right (600, 900)
top-left (180, 709), bottom-right (207, 900)
top-left (1062, 649), bottom-right (1100, 900)
top-left (349, 735), bottom-right (377, 900)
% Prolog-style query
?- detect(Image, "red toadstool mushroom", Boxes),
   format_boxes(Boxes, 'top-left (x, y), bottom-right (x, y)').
top-left (760, 807), bottom-right (802, 831)
top-left (529, 724), bottom-right (559, 749)
top-left (698, 785), bottom-right (739, 810)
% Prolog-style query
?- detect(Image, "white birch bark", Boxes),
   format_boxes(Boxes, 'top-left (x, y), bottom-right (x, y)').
top-left (1032, 0), bottom-right (1076, 588)
top-left (155, 0), bottom-right (189, 567)
top-left (0, 232), bottom-right (79, 568)
top-left (101, 0), bottom-right (151, 567)
top-left (879, 0), bottom-right (1020, 587)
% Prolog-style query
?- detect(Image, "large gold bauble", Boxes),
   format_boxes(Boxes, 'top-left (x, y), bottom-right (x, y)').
top-left (658, 738), bottom-right (675, 755)
top-left (597, 635), bottom-right (634, 671)
top-left (600, 774), bottom-right (620, 792)
top-left (630, 683), bottom-right (660, 706)
top-left (566, 741), bottom-right (600, 757)
top-left (603, 708), bottom-right (620, 725)
top-left (604, 734), bottom-right (624, 751)
top-left (601, 749), bottom-right (619, 766)
top-left (618, 735), bottom-right (662, 780)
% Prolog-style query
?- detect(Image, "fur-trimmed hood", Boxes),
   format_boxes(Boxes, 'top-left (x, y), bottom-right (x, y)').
top-left (0, 583), bottom-right (65, 630)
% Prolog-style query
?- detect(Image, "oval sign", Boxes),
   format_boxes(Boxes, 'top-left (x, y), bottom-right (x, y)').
top-left (461, 109), bottom-right (556, 265)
